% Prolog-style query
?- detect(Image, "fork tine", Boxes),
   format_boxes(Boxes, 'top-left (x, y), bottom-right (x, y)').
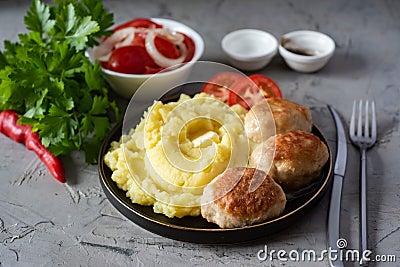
top-left (350, 100), bottom-right (356, 137)
top-left (371, 100), bottom-right (377, 142)
top-left (365, 100), bottom-right (369, 138)
top-left (357, 100), bottom-right (363, 137)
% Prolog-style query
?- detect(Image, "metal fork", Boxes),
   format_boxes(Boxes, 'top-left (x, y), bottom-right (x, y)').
top-left (349, 100), bottom-right (377, 266)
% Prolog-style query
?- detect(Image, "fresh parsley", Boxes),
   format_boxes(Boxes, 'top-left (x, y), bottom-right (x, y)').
top-left (0, 0), bottom-right (119, 163)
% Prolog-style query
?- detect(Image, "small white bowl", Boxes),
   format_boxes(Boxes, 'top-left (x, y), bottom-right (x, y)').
top-left (88, 18), bottom-right (204, 99)
top-left (279, 30), bottom-right (335, 73)
top-left (221, 29), bottom-right (278, 71)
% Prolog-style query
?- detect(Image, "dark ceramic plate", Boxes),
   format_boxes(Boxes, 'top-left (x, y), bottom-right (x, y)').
top-left (98, 85), bottom-right (332, 244)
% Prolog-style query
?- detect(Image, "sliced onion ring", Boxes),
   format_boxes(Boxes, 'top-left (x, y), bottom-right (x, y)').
top-left (145, 29), bottom-right (187, 68)
top-left (94, 27), bottom-right (136, 62)
top-left (157, 28), bottom-right (185, 44)
top-left (115, 31), bottom-right (135, 49)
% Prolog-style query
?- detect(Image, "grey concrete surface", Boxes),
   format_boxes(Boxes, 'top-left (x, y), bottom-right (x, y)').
top-left (0, 0), bottom-right (399, 266)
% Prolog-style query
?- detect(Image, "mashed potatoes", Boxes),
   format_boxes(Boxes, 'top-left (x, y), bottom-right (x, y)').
top-left (104, 93), bottom-right (249, 218)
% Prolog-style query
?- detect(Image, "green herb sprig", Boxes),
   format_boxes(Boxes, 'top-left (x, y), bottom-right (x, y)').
top-left (0, 0), bottom-right (119, 163)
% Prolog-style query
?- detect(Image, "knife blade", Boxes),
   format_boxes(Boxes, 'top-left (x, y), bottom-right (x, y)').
top-left (327, 105), bottom-right (348, 267)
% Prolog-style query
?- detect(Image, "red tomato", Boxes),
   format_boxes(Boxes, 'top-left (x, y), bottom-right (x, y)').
top-left (144, 66), bottom-right (164, 74)
top-left (228, 74), bottom-right (282, 109)
top-left (182, 33), bottom-right (195, 62)
top-left (128, 33), bottom-right (182, 60)
top-left (201, 72), bottom-right (243, 103)
top-left (114, 18), bottom-right (162, 31)
top-left (107, 46), bottom-right (157, 74)
top-left (100, 61), bottom-right (108, 69)
top-left (154, 36), bottom-right (180, 59)
top-left (249, 74), bottom-right (282, 98)
top-left (132, 34), bottom-right (190, 60)
top-left (131, 32), bottom-right (146, 47)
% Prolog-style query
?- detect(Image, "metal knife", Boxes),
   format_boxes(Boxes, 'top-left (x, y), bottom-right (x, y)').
top-left (327, 105), bottom-right (348, 267)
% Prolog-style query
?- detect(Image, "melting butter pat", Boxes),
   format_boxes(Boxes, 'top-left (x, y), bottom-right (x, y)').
top-left (192, 131), bottom-right (220, 148)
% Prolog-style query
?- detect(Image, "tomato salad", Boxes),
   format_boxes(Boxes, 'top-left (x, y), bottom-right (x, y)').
top-left (201, 72), bottom-right (282, 109)
top-left (94, 18), bottom-right (195, 74)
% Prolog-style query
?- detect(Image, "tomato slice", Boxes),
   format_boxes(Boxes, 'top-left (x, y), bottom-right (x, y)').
top-left (107, 46), bottom-right (157, 74)
top-left (249, 74), bottom-right (282, 99)
top-left (201, 72), bottom-right (243, 103)
top-left (132, 33), bottom-right (194, 61)
top-left (182, 33), bottom-right (195, 62)
top-left (228, 74), bottom-right (282, 109)
top-left (144, 66), bottom-right (164, 74)
top-left (154, 36), bottom-right (180, 59)
top-left (114, 18), bottom-right (163, 31)
top-left (131, 32), bottom-right (146, 47)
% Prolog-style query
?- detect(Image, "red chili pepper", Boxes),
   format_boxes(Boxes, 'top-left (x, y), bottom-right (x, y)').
top-left (0, 110), bottom-right (66, 183)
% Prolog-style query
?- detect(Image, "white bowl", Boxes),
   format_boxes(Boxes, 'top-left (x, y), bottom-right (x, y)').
top-left (89, 18), bottom-right (204, 99)
top-left (221, 29), bottom-right (278, 71)
top-left (279, 30), bottom-right (335, 73)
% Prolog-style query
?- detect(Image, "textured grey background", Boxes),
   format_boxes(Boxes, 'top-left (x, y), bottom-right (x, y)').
top-left (0, 0), bottom-right (399, 266)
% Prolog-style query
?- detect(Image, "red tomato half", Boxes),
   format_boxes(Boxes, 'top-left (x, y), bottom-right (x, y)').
top-left (201, 72), bottom-right (243, 103)
top-left (114, 18), bottom-right (163, 31)
top-left (228, 74), bottom-right (282, 109)
top-left (107, 46), bottom-right (157, 74)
